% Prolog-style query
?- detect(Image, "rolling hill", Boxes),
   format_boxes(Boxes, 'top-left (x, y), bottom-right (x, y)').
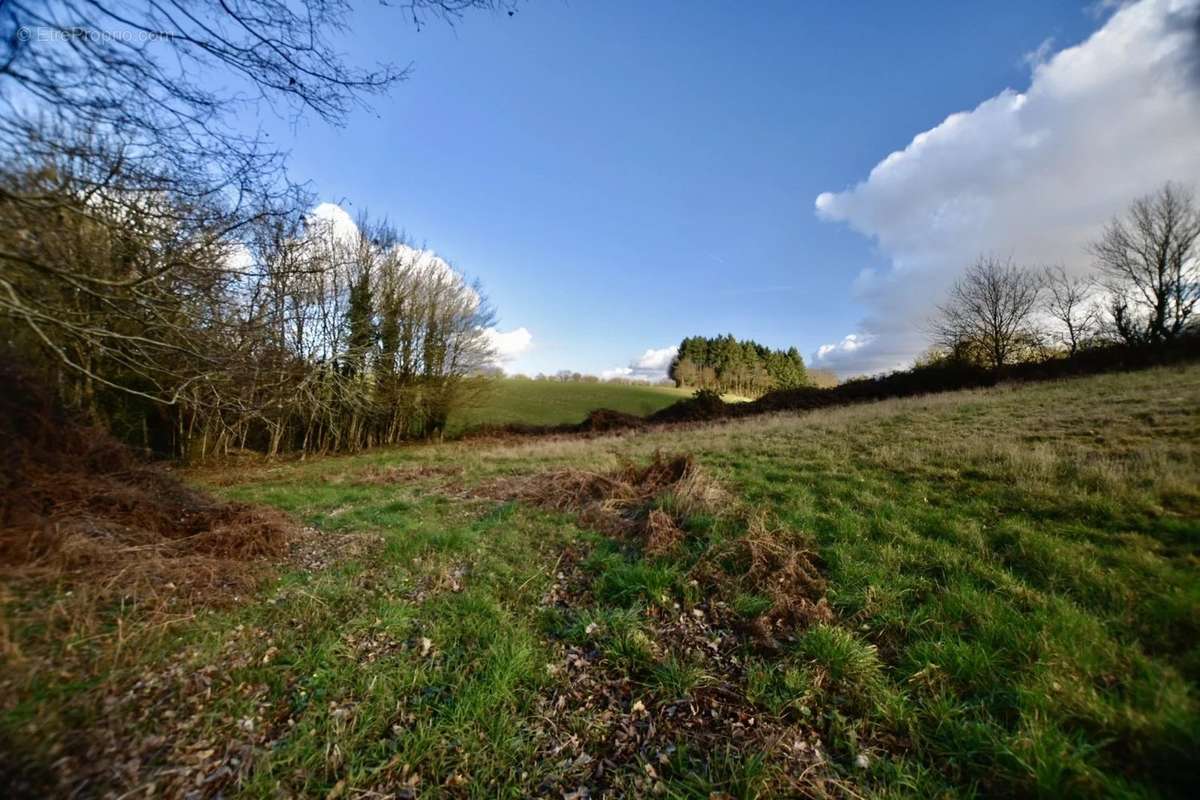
top-left (447, 379), bottom-right (728, 433)
top-left (6, 364), bottom-right (1198, 797)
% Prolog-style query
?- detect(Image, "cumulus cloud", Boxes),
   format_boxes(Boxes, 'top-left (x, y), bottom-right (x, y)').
top-left (812, 0), bottom-right (1200, 376)
top-left (305, 202), bottom-right (531, 364)
top-left (815, 334), bottom-right (873, 362)
top-left (308, 202), bottom-right (465, 289)
top-left (484, 326), bottom-right (534, 362)
top-left (602, 345), bottom-right (679, 382)
top-left (307, 202), bottom-right (360, 244)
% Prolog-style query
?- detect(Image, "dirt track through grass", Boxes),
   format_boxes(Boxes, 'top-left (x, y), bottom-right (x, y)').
top-left (3, 364), bottom-right (1198, 797)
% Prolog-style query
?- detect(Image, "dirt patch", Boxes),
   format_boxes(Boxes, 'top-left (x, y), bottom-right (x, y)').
top-left (1, 623), bottom-right (296, 799)
top-left (287, 526), bottom-right (383, 572)
top-left (405, 559), bottom-right (470, 601)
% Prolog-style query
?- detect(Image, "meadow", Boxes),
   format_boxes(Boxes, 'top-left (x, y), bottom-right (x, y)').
top-left (446, 379), bottom-right (698, 433)
top-left (3, 365), bottom-right (1198, 798)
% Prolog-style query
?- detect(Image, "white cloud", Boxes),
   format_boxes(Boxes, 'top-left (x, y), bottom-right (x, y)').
top-left (484, 326), bottom-right (533, 362)
top-left (602, 345), bottom-right (679, 382)
top-left (815, 334), bottom-right (873, 363)
top-left (634, 346), bottom-right (679, 371)
top-left (305, 202), bottom-right (531, 366)
top-left (307, 202), bottom-right (360, 244)
top-left (308, 202), bottom-right (463, 288)
top-left (812, 0), bottom-right (1200, 376)
top-left (224, 241), bottom-right (255, 274)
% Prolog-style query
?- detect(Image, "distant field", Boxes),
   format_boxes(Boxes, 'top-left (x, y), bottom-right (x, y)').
top-left (447, 379), bottom-right (699, 433)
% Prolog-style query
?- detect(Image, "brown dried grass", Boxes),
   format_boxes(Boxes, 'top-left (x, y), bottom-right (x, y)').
top-left (0, 367), bottom-right (294, 649)
top-left (698, 512), bottom-right (833, 645)
top-left (478, 450), bottom-right (830, 644)
top-left (643, 508), bottom-right (684, 556)
top-left (477, 452), bottom-right (726, 550)
top-left (349, 462), bottom-right (465, 486)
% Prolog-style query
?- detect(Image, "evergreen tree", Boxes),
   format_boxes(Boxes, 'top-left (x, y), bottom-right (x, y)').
top-left (669, 334), bottom-right (809, 397)
top-left (345, 271), bottom-right (375, 378)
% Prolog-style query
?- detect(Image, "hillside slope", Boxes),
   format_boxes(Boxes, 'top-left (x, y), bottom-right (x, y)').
top-left (447, 379), bottom-right (696, 433)
top-left (5, 365), bottom-right (1198, 797)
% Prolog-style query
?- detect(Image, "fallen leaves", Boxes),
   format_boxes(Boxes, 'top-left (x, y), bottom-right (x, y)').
top-left (524, 547), bottom-right (839, 797)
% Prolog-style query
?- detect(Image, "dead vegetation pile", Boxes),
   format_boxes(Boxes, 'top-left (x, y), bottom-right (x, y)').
top-left (461, 407), bottom-right (648, 442)
top-left (478, 457), bottom-right (840, 793)
top-left (0, 365), bottom-right (294, 645)
top-left (479, 452), bottom-right (725, 556)
top-left (701, 515), bottom-right (834, 642)
top-left (576, 408), bottom-right (647, 433)
top-left (479, 452), bottom-right (831, 646)
top-left (645, 388), bottom-right (731, 424)
top-left (347, 462), bottom-right (465, 487)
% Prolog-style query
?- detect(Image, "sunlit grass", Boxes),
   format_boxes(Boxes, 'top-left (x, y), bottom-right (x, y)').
top-left (446, 377), bottom-right (751, 434)
top-left (4, 364), bottom-right (1197, 797)
top-left (446, 378), bottom-right (694, 433)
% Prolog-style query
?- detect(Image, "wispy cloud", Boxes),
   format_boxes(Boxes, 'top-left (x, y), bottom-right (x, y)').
top-left (1020, 37), bottom-right (1056, 71)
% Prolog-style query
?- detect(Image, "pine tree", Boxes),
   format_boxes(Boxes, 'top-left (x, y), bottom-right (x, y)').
top-left (671, 335), bottom-right (810, 396)
top-left (345, 271), bottom-right (375, 379)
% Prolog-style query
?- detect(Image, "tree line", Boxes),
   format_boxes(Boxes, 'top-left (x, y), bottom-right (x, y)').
top-left (668, 335), bottom-right (809, 397)
top-left (507, 372), bottom-right (676, 385)
top-left (0, 160), bottom-right (495, 458)
top-left (2, 1), bottom-right (1194, 461)
top-left (928, 182), bottom-right (1199, 371)
top-left (0, 1), bottom-right (509, 460)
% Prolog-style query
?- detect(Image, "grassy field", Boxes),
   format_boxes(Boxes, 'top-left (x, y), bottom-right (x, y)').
top-left (4, 365), bottom-right (1199, 797)
top-left (447, 379), bottom-right (748, 433)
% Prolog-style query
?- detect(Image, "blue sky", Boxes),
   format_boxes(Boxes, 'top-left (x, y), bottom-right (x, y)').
top-left (259, 1), bottom-right (1199, 378)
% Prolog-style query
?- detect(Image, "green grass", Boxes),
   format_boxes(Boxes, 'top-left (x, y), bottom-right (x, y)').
top-left (447, 378), bottom-right (747, 433)
top-left (4, 364), bottom-right (1198, 797)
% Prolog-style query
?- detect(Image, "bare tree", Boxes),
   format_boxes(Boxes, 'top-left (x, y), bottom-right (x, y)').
top-left (1043, 265), bottom-right (1101, 356)
top-left (1, 1), bottom-right (513, 181)
top-left (1091, 182), bottom-right (1200, 345)
top-left (0, 1), bottom-right (514, 403)
top-left (0, 157), bottom-right (497, 457)
top-left (933, 256), bottom-right (1044, 370)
